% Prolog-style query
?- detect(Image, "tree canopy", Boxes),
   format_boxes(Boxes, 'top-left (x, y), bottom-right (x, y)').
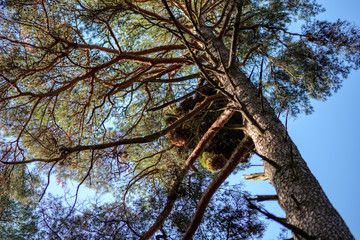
top-left (0, 0), bottom-right (358, 239)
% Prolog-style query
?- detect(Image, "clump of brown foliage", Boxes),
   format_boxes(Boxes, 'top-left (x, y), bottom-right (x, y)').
top-left (166, 84), bottom-right (246, 170)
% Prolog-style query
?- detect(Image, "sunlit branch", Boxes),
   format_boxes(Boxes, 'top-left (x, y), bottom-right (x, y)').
top-left (1, 54), bottom-right (190, 105)
top-left (147, 84), bottom-right (209, 112)
top-left (239, 43), bottom-right (262, 66)
top-left (0, 54), bottom-right (122, 102)
top-left (5, 94), bottom-right (221, 164)
top-left (140, 107), bottom-right (235, 240)
top-left (142, 72), bottom-right (201, 83)
top-left (182, 136), bottom-right (254, 240)
top-left (201, 0), bottom-right (218, 14)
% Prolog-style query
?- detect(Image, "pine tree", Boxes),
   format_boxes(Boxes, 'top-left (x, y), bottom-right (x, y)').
top-left (0, 1), bottom-right (358, 239)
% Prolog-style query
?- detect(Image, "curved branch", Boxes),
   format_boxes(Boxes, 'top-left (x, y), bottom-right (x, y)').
top-left (60, 94), bottom-right (224, 152)
top-left (181, 136), bottom-right (254, 240)
top-left (246, 199), bottom-right (315, 240)
top-left (1, 52), bottom-right (191, 104)
top-left (66, 41), bottom-right (187, 56)
top-left (38, 161), bottom-right (58, 202)
top-left (6, 94), bottom-right (225, 164)
top-left (140, 108), bottom-right (235, 240)
top-left (147, 83), bottom-right (208, 112)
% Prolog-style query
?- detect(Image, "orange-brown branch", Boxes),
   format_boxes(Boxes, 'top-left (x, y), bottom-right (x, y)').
top-left (67, 41), bottom-right (187, 56)
top-left (182, 136), bottom-right (254, 240)
top-left (140, 108), bottom-right (234, 240)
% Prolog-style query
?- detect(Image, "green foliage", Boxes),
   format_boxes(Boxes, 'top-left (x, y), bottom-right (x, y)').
top-left (200, 152), bottom-right (227, 172)
top-left (264, 19), bottom-right (360, 115)
top-left (0, 164), bottom-right (40, 207)
top-left (0, 0), bottom-right (359, 238)
top-left (0, 199), bottom-right (43, 240)
top-left (33, 176), bottom-right (264, 240)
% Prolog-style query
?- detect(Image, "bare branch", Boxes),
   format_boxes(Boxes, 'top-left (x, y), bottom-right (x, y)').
top-left (246, 199), bottom-right (315, 240)
top-left (248, 195), bottom-right (278, 202)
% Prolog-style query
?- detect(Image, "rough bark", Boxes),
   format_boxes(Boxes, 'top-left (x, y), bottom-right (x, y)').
top-left (200, 26), bottom-right (354, 240)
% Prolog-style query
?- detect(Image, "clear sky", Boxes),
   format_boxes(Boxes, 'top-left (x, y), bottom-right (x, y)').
top-left (239, 0), bottom-right (360, 238)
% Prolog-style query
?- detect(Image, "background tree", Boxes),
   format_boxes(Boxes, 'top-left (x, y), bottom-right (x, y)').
top-left (31, 178), bottom-right (264, 239)
top-left (0, 0), bottom-right (358, 239)
top-left (0, 199), bottom-right (43, 240)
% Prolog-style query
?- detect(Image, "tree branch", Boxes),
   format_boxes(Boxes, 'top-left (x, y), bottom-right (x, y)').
top-left (147, 84), bottom-right (209, 112)
top-left (248, 195), bottom-right (278, 202)
top-left (228, 0), bottom-right (244, 68)
top-left (246, 199), bottom-right (315, 240)
top-left (60, 94), bottom-right (224, 152)
top-left (181, 136), bottom-right (254, 240)
top-left (140, 107), bottom-right (235, 240)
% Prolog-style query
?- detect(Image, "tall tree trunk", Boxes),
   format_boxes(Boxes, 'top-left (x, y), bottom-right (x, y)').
top-left (200, 26), bottom-right (354, 240)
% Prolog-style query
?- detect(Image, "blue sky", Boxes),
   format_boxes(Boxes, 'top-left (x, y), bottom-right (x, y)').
top-left (290, 1), bottom-right (360, 238)
top-left (239, 0), bottom-right (360, 238)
